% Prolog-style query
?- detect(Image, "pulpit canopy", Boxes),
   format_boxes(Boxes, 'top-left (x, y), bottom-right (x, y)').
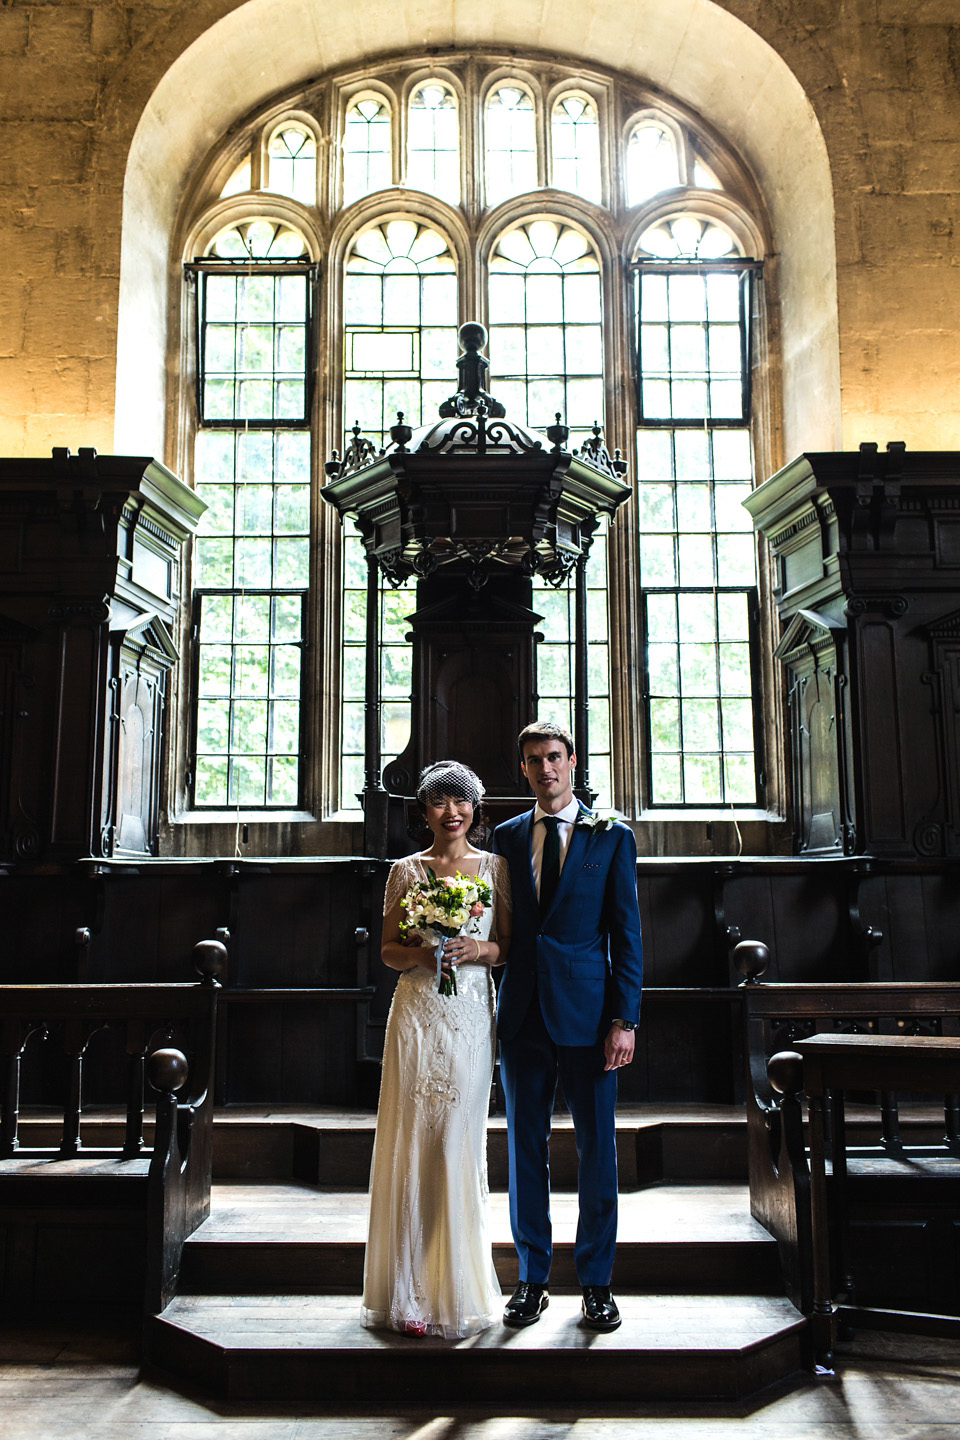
top-left (322, 323), bottom-right (630, 589)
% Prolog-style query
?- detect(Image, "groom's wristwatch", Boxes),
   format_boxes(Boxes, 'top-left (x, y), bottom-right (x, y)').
top-left (611, 1018), bottom-right (636, 1031)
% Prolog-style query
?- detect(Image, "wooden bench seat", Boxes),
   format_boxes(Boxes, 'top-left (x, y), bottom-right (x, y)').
top-left (0, 944), bottom-right (223, 1317)
top-left (740, 969), bottom-right (960, 1339)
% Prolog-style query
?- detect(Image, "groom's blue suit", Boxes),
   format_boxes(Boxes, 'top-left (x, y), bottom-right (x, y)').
top-left (493, 805), bottom-right (643, 1286)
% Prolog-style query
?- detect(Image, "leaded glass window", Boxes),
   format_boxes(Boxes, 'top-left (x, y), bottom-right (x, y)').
top-left (340, 537), bottom-right (414, 811)
top-left (191, 430), bottom-right (309, 809)
top-left (634, 217), bottom-right (760, 807)
top-left (533, 527), bottom-right (612, 807)
top-left (636, 221), bottom-right (748, 424)
top-left (551, 94), bottom-right (601, 204)
top-left (196, 223), bottom-right (311, 425)
top-left (626, 121), bottom-right (680, 206)
top-left (343, 219), bottom-right (458, 447)
top-left (339, 218), bottom-right (458, 810)
top-left (189, 220), bottom-right (312, 809)
top-left (488, 219), bottom-right (603, 446)
top-left (343, 96), bottom-right (392, 205)
top-left (407, 82), bottom-right (460, 206)
top-left (487, 217), bottom-right (610, 805)
top-left (182, 53), bottom-right (772, 823)
top-left (267, 125), bottom-right (317, 205)
top-left (485, 85), bottom-right (538, 208)
top-left (693, 156), bottom-right (723, 190)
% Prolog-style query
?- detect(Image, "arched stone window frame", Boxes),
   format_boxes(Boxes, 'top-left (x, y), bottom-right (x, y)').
top-left (172, 202), bottom-right (322, 820)
top-left (158, 44), bottom-right (796, 845)
top-left (479, 69), bottom-right (545, 211)
top-left (323, 201), bottom-right (468, 811)
top-left (544, 78), bottom-right (611, 209)
top-left (622, 109), bottom-right (687, 210)
top-left (337, 82), bottom-right (398, 211)
top-left (400, 69), bottom-right (467, 209)
top-left (261, 112), bottom-right (323, 207)
top-left (623, 192), bottom-right (783, 817)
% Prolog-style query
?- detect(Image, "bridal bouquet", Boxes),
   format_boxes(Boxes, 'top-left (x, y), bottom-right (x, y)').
top-left (399, 868), bottom-right (492, 996)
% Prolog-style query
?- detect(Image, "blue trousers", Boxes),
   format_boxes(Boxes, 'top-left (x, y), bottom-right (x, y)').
top-left (499, 990), bottom-right (619, 1286)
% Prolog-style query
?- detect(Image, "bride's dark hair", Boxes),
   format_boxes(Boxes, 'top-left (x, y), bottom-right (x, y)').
top-left (415, 760), bottom-right (486, 844)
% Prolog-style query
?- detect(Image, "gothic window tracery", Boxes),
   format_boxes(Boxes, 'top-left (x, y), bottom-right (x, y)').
top-left (180, 53), bottom-right (771, 823)
top-left (266, 124), bottom-right (318, 206)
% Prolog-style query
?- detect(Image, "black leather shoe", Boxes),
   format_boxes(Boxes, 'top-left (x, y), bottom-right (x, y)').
top-left (503, 1281), bottom-right (549, 1328)
top-left (581, 1285), bottom-right (621, 1331)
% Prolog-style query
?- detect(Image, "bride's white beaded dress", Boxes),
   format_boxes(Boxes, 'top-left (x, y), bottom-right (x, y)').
top-left (361, 850), bottom-right (510, 1338)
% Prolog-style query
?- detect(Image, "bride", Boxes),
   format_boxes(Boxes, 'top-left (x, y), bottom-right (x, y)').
top-left (361, 761), bottom-right (512, 1338)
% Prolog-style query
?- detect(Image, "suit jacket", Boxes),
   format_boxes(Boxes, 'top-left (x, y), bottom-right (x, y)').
top-left (493, 806), bottom-right (643, 1046)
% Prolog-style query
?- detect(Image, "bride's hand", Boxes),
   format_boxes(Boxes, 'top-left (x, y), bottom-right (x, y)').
top-left (443, 935), bottom-right (480, 966)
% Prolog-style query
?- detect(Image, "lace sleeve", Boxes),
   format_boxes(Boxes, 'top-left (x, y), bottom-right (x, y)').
top-left (488, 852), bottom-right (512, 940)
top-left (383, 857), bottom-right (416, 916)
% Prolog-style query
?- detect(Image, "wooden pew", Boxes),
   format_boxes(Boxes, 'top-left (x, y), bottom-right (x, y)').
top-left (0, 941), bottom-right (223, 1317)
top-left (739, 951), bottom-right (960, 1333)
top-left (789, 1032), bottom-right (960, 1367)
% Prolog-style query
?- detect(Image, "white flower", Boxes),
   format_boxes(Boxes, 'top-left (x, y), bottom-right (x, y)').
top-left (578, 809), bottom-right (619, 832)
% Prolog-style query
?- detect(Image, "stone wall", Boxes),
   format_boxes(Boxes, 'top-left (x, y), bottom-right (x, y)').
top-left (1, 0), bottom-right (959, 459)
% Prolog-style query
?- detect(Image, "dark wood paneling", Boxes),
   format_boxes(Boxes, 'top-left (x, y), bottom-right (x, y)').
top-left (3, 855), bottom-right (959, 1106)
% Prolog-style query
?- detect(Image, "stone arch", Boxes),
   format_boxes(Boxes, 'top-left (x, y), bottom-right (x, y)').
top-left (114, 0), bottom-right (839, 461)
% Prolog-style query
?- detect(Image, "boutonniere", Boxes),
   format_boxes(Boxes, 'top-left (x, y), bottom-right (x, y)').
top-left (577, 809), bottom-right (619, 832)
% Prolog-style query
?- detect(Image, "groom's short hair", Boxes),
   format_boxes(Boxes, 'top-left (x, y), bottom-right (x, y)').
top-left (518, 720), bottom-right (575, 762)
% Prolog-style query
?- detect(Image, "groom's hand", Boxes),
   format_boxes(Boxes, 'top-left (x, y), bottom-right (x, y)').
top-left (603, 1025), bottom-right (635, 1072)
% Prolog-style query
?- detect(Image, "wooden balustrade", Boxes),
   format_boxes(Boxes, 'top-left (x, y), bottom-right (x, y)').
top-left (0, 940), bottom-right (224, 1315)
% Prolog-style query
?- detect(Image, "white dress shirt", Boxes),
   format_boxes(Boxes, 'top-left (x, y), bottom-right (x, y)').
top-left (531, 796), bottom-right (581, 900)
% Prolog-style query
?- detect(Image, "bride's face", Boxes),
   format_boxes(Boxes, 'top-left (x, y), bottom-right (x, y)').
top-left (424, 793), bottom-right (474, 843)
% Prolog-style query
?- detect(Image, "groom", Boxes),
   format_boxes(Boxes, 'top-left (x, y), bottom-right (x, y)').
top-left (493, 720), bottom-right (643, 1331)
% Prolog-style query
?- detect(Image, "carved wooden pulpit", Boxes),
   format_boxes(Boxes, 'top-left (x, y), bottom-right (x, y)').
top-left (323, 324), bottom-right (631, 857)
top-left (0, 448), bottom-right (204, 863)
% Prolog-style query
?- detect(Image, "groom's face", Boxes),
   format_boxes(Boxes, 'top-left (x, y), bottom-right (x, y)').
top-left (521, 739), bottom-right (577, 811)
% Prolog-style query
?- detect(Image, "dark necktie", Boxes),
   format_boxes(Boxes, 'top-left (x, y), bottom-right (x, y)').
top-left (540, 815), bottom-right (561, 916)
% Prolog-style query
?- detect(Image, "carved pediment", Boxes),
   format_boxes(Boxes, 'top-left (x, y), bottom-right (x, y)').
top-left (119, 610), bottom-right (179, 662)
top-left (923, 607), bottom-right (960, 641)
top-left (774, 608), bottom-right (845, 668)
